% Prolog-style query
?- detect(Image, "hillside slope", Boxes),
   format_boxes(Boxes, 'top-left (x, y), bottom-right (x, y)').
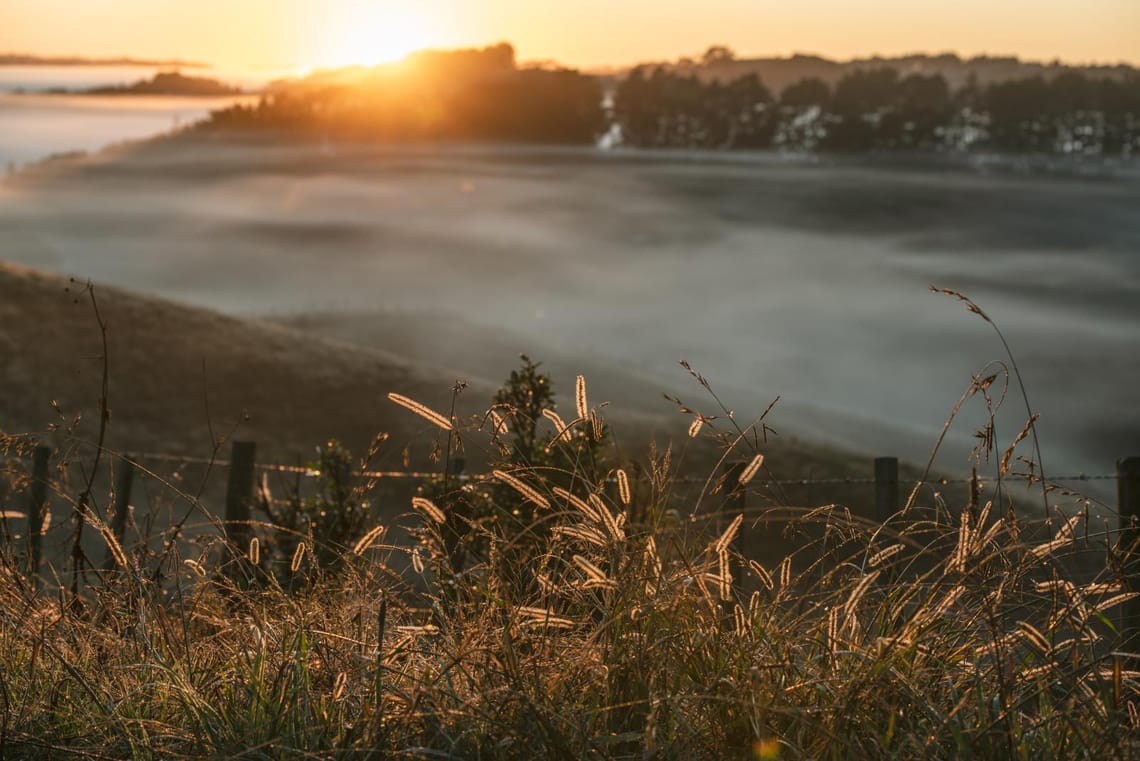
top-left (0, 262), bottom-right (490, 467)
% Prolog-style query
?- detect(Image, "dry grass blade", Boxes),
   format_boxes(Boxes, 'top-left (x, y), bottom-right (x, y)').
top-left (541, 409), bottom-right (574, 442)
top-left (714, 514), bottom-right (743, 553)
top-left (617, 469), bottom-right (631, 505)
top-left (589, 493), bottom-right (624, 541)
top-left (552, 525), bottom-right (608, 547)
top-left (575, 375), bottom-right (588, 420)
top-left (552, 487), bottom-right (601, 522)
top-left (387, 392), bottom-right (452, 430)
top-left (1029, 514), bottom-right (1082, 558)
top-left (738, 454), bottom-right (765, 485)
top-left (842, 570), bottom-right (880, 623)
top-left (778, 556), bottom-right (792, 588)
top-left (183, 558), bottom-right (207, 578)
top-left (291, 542), bottom-right (307, 573)
top-left (100, 523), bottom-right (129, 570)
top-left (1001, 415), bottom-right (1039, 475)
top-left (489, 409), bottom-right (509, 436)
top-left (717, 549), bottom-right (732, 600)
top-left (1094, 592), bottom-right (1139, 614)
top-left (352, 524), bottom-right (387, 555)
top-left (748, 560), bottom-right (774, 590)
top-left (493, 469), bottom-right (551, 510)
top-left (518, 606), bottom-right (576, 629)
top-left (869, 543), bottom-right (905, 567)
top-left (572, 554), bottom-right (615, 588)
top-left (412, 496), bottom-right (446, 524)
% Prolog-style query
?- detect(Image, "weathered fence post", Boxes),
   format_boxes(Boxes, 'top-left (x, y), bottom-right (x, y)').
top-left (874, 457), bottom-right (898, 522)
top-left (1119, 456), bottom-right (1140, 655)
top-left (26, 445), bottom-right (51, 585)
top-left (224, 441), bottom-right (257, 553)
top-left (104, 455), bottom-right (135, 571)
top-left (968, 466), bottom-right (980, 521)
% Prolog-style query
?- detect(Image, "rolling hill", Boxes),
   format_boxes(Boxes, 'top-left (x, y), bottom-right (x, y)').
top-left (0, 262), bottom-right (488, 469)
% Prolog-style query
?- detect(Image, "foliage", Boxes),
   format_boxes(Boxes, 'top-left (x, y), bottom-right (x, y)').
top-left (418, 356), bottom-right (613, 602)
top-left (615, 65), bottom-right (1140, 155)
top-left (264, 438), bottom-right (370, 579)
top-left (206, 43), bottom-right (605, 144)
top-left (616, 67), bottom-right (775, 149)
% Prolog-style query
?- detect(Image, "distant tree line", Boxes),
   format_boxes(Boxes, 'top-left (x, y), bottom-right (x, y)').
top-left (199, 42), bottom-right (1140, 156)
top-left (614, 65), bottom-right (1140, 156)
top-left (205, 44), bottom-right (603, 144)
top-left (82, 71), bottom-right (244, 96)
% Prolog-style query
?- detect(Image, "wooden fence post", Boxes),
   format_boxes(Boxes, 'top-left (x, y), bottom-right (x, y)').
top-left (224, 441), bottom-right (257, 552)
top-left (968, 466), bottom-right (980, 521)
top-left (26, 445), bottom-right (51, 585)
top-left (104, 456), bottom-right (135, 571)
top-left (874, 457), bottom-right (898, 522)
top-left (1119, 456), bottom-right (1140, 655)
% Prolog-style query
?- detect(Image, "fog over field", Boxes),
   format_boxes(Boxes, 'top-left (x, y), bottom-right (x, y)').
top-left (2, 139), bottom-right (1137, 496)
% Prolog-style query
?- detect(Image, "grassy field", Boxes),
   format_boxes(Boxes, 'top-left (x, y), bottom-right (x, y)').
top-left (1, 295), bottom-right (1136, 757)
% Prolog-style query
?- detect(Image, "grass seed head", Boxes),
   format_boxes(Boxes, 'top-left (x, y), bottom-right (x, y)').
top-left (493, 469), bottom-right (551, 510)
top-left (352, 524), bottom-right (386, 555)
top-left (412, 496), bottom-right (446, 524)
top-left (617, 469), bottom-right (631, 505)
top-left (738, 454), bottom-right (765, 485)
top-left (575, 374), bottom-right (588, 420)
top-left (388, 392), bottom-right (452, 431)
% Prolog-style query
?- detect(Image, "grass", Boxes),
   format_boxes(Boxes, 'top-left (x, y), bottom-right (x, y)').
top-left (1, 357), bottom-right (1137, 760)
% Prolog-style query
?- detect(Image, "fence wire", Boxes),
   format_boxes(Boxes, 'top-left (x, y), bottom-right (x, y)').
top-left (124, 451), bottom-right (1119, 487)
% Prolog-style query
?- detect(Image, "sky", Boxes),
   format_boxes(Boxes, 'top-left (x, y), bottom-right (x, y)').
top-left (2, 0), bottom-right (1138, 74)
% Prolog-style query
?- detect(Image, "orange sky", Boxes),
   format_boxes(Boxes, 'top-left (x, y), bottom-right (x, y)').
top-left (2, 0), bottom-right (1138, 73)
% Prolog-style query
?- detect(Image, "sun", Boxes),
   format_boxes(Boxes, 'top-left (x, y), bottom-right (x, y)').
top-left (315, 2), bottom-right (441, 68)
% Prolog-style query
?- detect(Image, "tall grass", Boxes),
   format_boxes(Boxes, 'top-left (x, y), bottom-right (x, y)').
top-left (0, 375), bottom-right (1137, 760)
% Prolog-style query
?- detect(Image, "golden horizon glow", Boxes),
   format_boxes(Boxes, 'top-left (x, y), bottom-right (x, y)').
top-left (311, 2), bottom-right (445, 68)
top-left (1, 1), bottom-right (1138, 72)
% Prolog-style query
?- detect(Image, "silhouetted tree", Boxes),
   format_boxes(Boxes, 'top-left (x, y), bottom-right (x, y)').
top-left (983, 76), bottom-right (1053, 150)
top-left (614, 66), bottom-right (774, 148)
top-left (780, 77), bottom-right (831, 108)
top-left (824, 68), bottom-right (900, 150)
top-left (205, 43), bottom-right (604, 144)
top-left (891, 73), bottom-right (952, 147)
top-left (702, 45), bottom-right (736, 66)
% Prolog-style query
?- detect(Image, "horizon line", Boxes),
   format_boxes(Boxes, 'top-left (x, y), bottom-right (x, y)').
top-left (4, 46), bottom-right (1139, 74)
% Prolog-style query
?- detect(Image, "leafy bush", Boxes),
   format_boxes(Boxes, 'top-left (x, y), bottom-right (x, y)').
top-left (263, 438), bottom-right (370, 580)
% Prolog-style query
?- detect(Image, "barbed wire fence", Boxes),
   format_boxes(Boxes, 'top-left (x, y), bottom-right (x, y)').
top-left (121, 448), bottom-right (1125, 485)
top-left (3, 438), bottom-right (1138, 640)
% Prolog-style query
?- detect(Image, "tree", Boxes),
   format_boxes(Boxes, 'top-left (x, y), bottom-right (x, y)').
top-left (781, 77), bottom-right (831, 108)
top-left (824, 68), bottom-right (900, 150)
top-left (702, 45), bottom-right (736, 66)
top-left (891, 73), bottom-right (951, 147)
